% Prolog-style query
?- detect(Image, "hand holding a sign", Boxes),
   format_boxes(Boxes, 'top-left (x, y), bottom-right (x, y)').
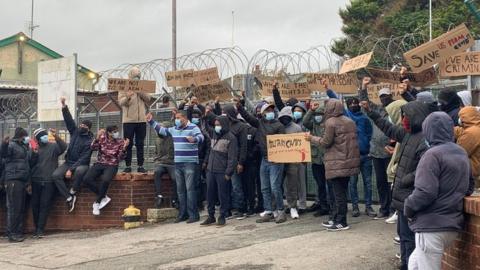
top-left (321, 79), bottom-right (329, 90)
top-left (304, 133), bottom-right (312, 142)
top-left (126, 90), bottom-right (135, 98)
top-left (400, 67), bottom-right (408, 76)
top-left (362, 77), bottom-right (372, 89)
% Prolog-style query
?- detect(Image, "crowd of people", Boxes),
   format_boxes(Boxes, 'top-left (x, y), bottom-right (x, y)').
top-left (1, 67), bottom-right (479, 270)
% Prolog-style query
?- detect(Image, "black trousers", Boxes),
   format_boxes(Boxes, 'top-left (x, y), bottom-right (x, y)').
top-left (331, 177), bottom-right (349, 226)
top-left (372, 157), bottom-right (392, 216)
top-left (123, 122), bottom-right (146, 167)
top-left (397, 210), bottom-right (415, 270)
top-left (154, 164), bottom-right (177, 200)
top-left (51, 163), bottom-right (89, 198)
top-left (243, 162), bottom-right (257, 211)
top-left (5, 180), bottom-right (26, 238)
top-left (31, 181), bottom-right (56, 233)
top-left (312, 163), bottom-right (334, 212)
top-left (83, 163), bottom-right (118, 203)
top-left (251, 158), bottom-right (263, 209)
top-left (206, 172), bottom-right (230, 218)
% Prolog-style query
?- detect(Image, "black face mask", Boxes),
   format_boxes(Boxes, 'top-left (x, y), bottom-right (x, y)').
top-left (349, 105), bottom-right (361, 113)
top-left (279, 117), bottom-right (292, 126)
top-left (79, 127), bottom-right (89, 134)
top-left (380, 95), bottom-right (394, 107)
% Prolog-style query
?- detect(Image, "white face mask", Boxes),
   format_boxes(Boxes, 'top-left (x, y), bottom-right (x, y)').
top-left (112, 132), bottom-right (120, 139)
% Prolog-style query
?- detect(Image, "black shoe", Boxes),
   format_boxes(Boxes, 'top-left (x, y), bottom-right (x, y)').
top-left (297, 208), bottom-right (307, 215)
top-left (285, 208), bottom-right (291, 214)
top-left (365, 207), bottom-right (377, 218)
top-left (123, 167), bottom-right (132, 173)
top-left (216, 217), bottom-right (226, 227)
top-left (313, 209), bottom-right (330, 217)
top-left (155, 196), bottom-right (164, 208)
top-left (174, 217), bottom-right (188, 223)
top-left (307, 202), bottom-right (321, 212)
top-left (254, 205), bottom-right (264, 214)
top-left (352, 206), bottom-right (360, 217)
top-left (246, 209), bottom-right (255, 217)
top-left (8, 235), bottom-right (25, 243)
top-left (322, 220), bottom-right (335, 228)
top-left (374, 212), bottom-right (389, 220)
top-left (186, 218), bottom-right (199, 224)
top-left (137, 167), bottom-right (147, 173)
top-left (35, 230), bottom-right (45, 239)
top-left (327, 223), bottom-right (350, 231)
top-left (67, 195), bottom-right (77, 213)
top-left (171, 199), bottom-right (179, 209)
top-left (200, 216), bottom-right (216, 226)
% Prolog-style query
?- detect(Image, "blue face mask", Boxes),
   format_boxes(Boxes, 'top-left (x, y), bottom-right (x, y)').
top-left (215, 126), bottom-right (222, 134)
top-left (23, 136), bottom-right (30, 145)
top-left (175, 119), bottom-right (182, 128)
top-left (40, 135), bottom-right (49, 144)
top-left (192, 118), bottom-right (200, 125)
top-left (314, 115), bottom-right (323, 123)
top-left (265, 112), bottom-right (275, 121)
top-left (293, 111), bottom-right (303, 120)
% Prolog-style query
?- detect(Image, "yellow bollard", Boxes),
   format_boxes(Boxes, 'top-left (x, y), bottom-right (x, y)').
top-left (122, 205), bottom-right (141, 229)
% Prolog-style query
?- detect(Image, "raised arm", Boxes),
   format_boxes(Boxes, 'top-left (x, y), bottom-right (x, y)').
top-left (272, 85), bottom-right (285, 111)
top-left (237, 104), bottom-right (260, 128)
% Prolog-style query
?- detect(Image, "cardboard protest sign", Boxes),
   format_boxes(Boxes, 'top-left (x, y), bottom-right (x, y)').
top-left (366, 67), bottom-right (438, 87)
top-left (404, 23), bottom-right (474, 73)
top-left (259, 79), bottom-right (311, 99)
top-left (189, 81), bottom-right (232, 103)
top-left (267, 133), bottom-right (311, 163)
top-left (305, 73), bottom-right (358, 94)
top-left (165, 69), bottom-right (194, 87)
top-left (108, 78), bottom-right (156, 93)
top-left (339, 52), bottom-right (373, 74)
top-left (366, 83), bottom-right (403, 104)
top-left (439, 51), bottom-right (480, 77)
top-left (193, 67), bottom-right (221, 86)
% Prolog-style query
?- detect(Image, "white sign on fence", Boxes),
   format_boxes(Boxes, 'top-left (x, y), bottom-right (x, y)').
top-left (37, 56), bottom-right (77, 122)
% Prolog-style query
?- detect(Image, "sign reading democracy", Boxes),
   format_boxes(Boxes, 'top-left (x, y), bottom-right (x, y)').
top-left (339, 52), bottom-right (373, 74)
top-left (267, 133), bottom-right (312, 163)
top-left (404, 23), bottom-right (474, 72)
top-left (108, 78), bottom-right (156, 93)
top-left (439, 51), bottom-right (480, 77)
top-left (305, 73), bottom-right (358, 94)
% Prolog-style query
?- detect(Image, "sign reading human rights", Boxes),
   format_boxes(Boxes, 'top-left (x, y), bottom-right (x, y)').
top-left (267, 133), bottom-right (312, 163)
top-left (108, 78), bottom-right (156, 93)
top-left (339, 52), bottom-right (373, 74)
top-left (439, 51), bottom-right (480, 77)
top-left (403, 23), bottom-right (474, 72)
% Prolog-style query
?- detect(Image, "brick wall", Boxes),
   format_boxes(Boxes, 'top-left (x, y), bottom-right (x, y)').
top-left (442, 196), bottom-right (480, 270)
top-left (0, 173), bottom-right (174, 233)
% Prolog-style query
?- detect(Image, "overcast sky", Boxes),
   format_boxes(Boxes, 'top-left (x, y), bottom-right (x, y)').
top-left (1, 0), bottom-right (349, 71)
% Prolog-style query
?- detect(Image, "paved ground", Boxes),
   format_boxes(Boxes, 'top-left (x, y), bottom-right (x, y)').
top-left (0, 207), bottom-right (399, 270)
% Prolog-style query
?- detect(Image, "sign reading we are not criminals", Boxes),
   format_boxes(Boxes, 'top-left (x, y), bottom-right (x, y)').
top-left (440, 51), bottom-right (480, 77)
top-left (267, 133), bottom-right (311, 163)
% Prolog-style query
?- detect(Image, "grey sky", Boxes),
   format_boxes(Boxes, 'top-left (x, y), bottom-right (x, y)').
top-left (1, 0), bottom-right (349, 72)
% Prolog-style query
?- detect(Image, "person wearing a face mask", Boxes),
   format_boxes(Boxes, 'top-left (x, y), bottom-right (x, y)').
top-left (147, 110), bottom-right (205, 223)
top-left (201, 116), bottom-right (238, 227)
top-left (51, 97), bottom-right (93, 213)
top-left (237, 102), bottom-right (286, 224)
top-left (1, 127), bottom-right (37, 242)
top-left (437, 89), bottom-right (462, 126)
top-left (118, 67), bottom-right (151, 173)
top-left (361, 100), bottom-right (433, 270)
top-left (291, 102), bottom-right (308, 213)
top-left (30, 128), bottom-right (67, 238)
top-left (83, 126), bottom-right (129, 216)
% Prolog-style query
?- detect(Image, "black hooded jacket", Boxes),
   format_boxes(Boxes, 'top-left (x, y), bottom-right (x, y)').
top-left (1, 140), bottom-right (37, 183)
top-left (206, 116), bottom-right (238, 177)
top-left (367, 101), bottom-right (433, 212)
top-left (62, 106), bottom-right (93, 170)
top-left (223, 105), bottom-right (248, 166)
top-left (404, 112), bottom-right (470, 232)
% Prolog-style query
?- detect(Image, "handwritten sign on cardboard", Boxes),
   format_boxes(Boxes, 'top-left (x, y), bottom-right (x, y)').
top-left (108, 78), bottom-right (156, 93)
top-left (305, 73), bottom-right (358, 94)
top-left (404, 23), bottom-right (474, 73)
top-left (259, 79), bottom-right (311, 99)
top-left (339, 52), bottom-right (373, 74)
top-left (189, 81), bottom-right (232, 103)
top-left (193, 67), bottom-right (221, 86)
top-left (439, 51), bottom-right (480, 77)
top-left (366, 67), bottom-right (438, 87)
top-left (165, 69), bottom-right (195, 87)
top-left (366, 83), bottom-right (403, 104)
top-left (267, 133), bottom-right (311, 163)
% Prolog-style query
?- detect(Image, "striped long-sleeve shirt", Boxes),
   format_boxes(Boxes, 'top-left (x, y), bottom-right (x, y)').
top-left (148, 120), bottom-right (204, 163)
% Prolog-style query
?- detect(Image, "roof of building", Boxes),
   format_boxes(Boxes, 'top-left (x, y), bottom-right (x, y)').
top-left (0, 32), bottom-right (97, 76)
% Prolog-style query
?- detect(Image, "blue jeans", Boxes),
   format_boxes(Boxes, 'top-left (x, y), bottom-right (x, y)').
top-left (231, 172), bottom-right (245, 211)
top-left (349, 155), bottom-right (373, 208)
top-left (175, 163), bottom-right (199, 220)
top-left (260, 158), bottom-right (284, 212)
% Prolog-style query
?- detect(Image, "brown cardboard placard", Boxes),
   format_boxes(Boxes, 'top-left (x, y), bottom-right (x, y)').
top-left (403, 23), bottom-right (474, 73)
top-left (339, 52), bottom-right (373, 74)
top-left (108, 78), bottom-right (156, 93)
top-left (259, 79), bottom-right (311, 99)
top-left (439, 51), bottom-right (480, 77)
top-left (267, 133), bottom-right (311, 163)
top-left (193, 67), bottom-right (221, 86)
top-left (305, 73), bottom-right (358, 93)
top-left (165, 69), bottom-right (195, 87)
top-left (366, 83), bottom-right (403, 104)
top-left (366, 67), bottom-right (438, 87)
top-left (189, 81), bottom-right (232, 103)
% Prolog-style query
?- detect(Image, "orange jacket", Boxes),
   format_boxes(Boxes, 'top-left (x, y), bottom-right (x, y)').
top-left (455, 106), bottom-right (480, 177)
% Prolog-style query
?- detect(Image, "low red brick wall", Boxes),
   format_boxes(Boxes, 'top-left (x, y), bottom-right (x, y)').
top-left (442, 196), bottom-right (480, 270)
top-left (0, 173), bottom-right (174, 232)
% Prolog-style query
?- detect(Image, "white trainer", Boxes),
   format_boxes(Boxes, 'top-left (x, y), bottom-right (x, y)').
top-left (99, 196), bottom-right (111, 210)
top-left (385, 211), bottom-right (398, 224)
top-left (260, 211), bottom-right (272, 217)
top-left (290, 208), bottom-right (299, 219)
top-left (92, 202), bottom-right (100, 216)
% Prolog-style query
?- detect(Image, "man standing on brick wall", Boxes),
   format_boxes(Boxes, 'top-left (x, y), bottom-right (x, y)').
top-left (118, 66), bottom-right (151, 174)
top-left (147, 111), bottom-right (204, 224)
top-left (404, 112), bottom-right (470, 270)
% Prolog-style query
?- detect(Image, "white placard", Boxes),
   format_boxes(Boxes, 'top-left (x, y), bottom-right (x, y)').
top-left (37, 56), bottom-right (77, 122)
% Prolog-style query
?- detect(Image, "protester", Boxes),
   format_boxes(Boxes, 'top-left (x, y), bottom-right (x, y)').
top-left (83, 126), bottom-right (128, 216)
top-left (237, 102), bottom-right (287, 224)
top-left (306, 99), bottom-right (360, 231)
top-left (291, 102), bottom-right (308, 213)
top-left (147, 111), bottom-right (204, 223)
top-left (303, 100), bottom-right (334, 218)
top-left (361, 100), bottom-right (433, 270)
top-left (243, 122), bottom-right (259, 215)
top-left (153, 117), bottom-right (177, 208)
top-left (405, 112), bottom-right (470, 270)
top-left (455, 106), bottom-right (480, 192)
top-left (278, 106), bottom-right (303, 219)
top-left (30, 128), bottom-right (67, 238)
top-left (1, 127), bottom-right (37, 242)
top-left (52, 97), bottom-right (93, 212)
top-left (201, 116), bottom-right (238, 227)
top-left (272, 83), bottom-right (298, 111)
top-left (118, 66), bottom-right (151, 173)
top-left (437, 89), bottom-right (462, 126)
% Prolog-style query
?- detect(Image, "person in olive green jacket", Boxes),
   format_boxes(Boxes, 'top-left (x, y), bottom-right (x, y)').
top-left (303, 100), bottom-right (334, 219)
